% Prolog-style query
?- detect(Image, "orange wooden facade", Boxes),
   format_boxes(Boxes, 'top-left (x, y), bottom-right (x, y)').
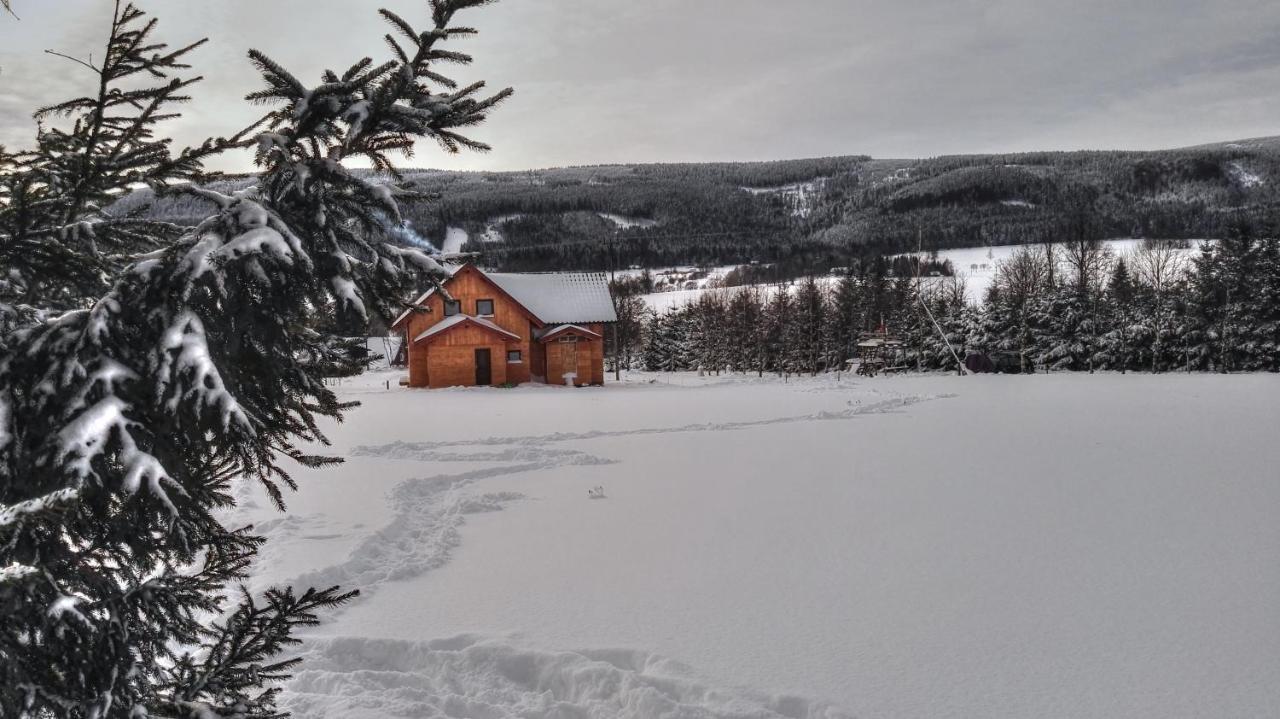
top-left (540, 326), bottom-right (605, 385)
top-left (394, 265), bottom-right (609, 389)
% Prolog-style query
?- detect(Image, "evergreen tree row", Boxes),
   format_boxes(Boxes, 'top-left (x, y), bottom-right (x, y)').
top-left (627, 229), bottom-right (1280, 376)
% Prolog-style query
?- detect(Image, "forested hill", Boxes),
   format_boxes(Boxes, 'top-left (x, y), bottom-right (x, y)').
top-left (121, 137), bottom-right (1280, 273)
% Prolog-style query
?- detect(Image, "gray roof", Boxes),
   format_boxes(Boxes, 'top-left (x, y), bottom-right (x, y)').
top-left (486, 271), bottom-right (618, 324)
top-left (394, 266), bottom-right (617, 328)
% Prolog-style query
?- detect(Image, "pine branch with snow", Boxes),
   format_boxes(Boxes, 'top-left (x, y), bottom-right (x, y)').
top-left (0, 1), bottom-right (510, 717)
top-left (0, 2), bottom-right (266, 333)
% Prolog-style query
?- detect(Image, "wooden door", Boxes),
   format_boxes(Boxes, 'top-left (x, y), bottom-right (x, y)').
top-left (474, 348), bottom-right (492, 385)
top-left (560, 337), bottom-right (578, 382)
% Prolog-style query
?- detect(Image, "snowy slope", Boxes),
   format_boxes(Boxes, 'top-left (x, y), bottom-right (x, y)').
top-left (479, 214), bottom-right (524, 243)
top-left (598, 212), bottom-right (659, 229)
top-left (238, 371), bottom-right (1280, 719)
top-left (441, 226), bottom-right (468, 254)
top-left (913, 238), bottom-right (1207, 302)
top-left (740, 180), bottom-right (825, 217)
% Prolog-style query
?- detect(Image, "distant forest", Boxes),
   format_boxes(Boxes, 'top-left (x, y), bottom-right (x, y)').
top-left (117, 137), bottom-right (1280, 276)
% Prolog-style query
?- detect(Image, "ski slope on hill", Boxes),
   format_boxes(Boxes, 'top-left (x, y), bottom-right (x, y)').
top-left (236, 371), bottom-right (1280, 719)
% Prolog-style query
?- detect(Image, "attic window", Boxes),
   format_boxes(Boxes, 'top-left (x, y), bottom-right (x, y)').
top-left (476, 299), bottom-right (495, 316)
top-left (444, 300), bottom-right (461, 317)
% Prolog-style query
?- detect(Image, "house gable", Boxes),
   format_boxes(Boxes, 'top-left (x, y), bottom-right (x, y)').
top-left (390, 288), bottom-right (436, 332)
top-left (445, 264), bottom-right (547, 328)
top-left (414, 314), bottom-right (521, 345)
top-left (537, 324), bottom-right (603, 343)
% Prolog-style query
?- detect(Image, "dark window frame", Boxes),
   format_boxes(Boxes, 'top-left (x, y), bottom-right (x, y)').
top-left (443, 299), bottom-right (461, 317)
top-left (507, 350), bottom-right (523, 363)
top-left (476, 298), bottom-right (495, 316)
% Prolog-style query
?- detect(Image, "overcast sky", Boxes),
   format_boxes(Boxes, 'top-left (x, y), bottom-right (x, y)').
top-left (3, 0), bottom-right (1280, 173)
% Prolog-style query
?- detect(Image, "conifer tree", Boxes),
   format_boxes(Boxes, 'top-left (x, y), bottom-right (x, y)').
top-left (827, 272), bottom-right (864, 369)
top-left (762, 286), bottom-right (794, 376)
top-left (1100, 257), bottom-right (1137, 372)
top-left (642, 308), bottom-right (693, 372)
top-left (0, 2), bottom-right (510, 717)
top-left (722, 287), bottom-right (764, 374)
top-left (790, 276), bottom-right (828, 374)
top-left (0, 2), bottom-right (260, 332)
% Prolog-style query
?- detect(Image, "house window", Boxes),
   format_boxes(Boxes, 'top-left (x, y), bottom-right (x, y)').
top-left (507, 350), bottom-right (522, 363)
top-left (476, 299), bottom-right (495, 316)
top-left (443, 299), bottom-right (460, 316)
top-left (558, 335), bottom-right (578, 343)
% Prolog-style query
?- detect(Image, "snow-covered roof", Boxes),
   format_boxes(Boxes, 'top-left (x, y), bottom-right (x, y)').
top-left (485, 271), bottom-right (617, 324)
top-left (537, 324), bottom-right (603, 342)
top-left (413, 314), bottom-right (521, 343)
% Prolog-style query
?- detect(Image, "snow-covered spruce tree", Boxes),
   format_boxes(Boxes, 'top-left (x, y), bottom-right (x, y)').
top-left (724, 287), bottom-right (765, 375)
top-left (762, 285), bottom-right (794, 376)
top-left (827, 272), bottom-right (865, 369)
top-left (641, 308), bottom-right (690, 372)
top-left (0, 2), bottom-right (260, 335)
top-left (789, 276), bottom-right (828, 375)
top-left (690, 291), bottom-right (731, 374)
top-left (1097, 257), bottom-right (1138, 372)
top-left (1185, 224), bottom-right (1280, 372)
top-left (0, 2), bottom-right (510, 717)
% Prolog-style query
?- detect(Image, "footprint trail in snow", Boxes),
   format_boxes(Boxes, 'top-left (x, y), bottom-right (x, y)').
top-left (265, 388), bottom-right (949, 718)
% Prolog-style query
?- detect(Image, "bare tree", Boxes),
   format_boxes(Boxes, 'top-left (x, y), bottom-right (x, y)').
top-left (1042, 241), bottom-right (1058, 290)
top-left (1062, 238), bottom-right (1114, 298)
top-left (921, 274), bottom-right (968, 309)
top-left (609, 290), bottom-right (646, 379)
top-left (1132, 239), bottom-right (1189, 371)
top-left (1061, 239), bottom-right (1114, 372)
top-left (995, 246), bottom-right (1051, 372)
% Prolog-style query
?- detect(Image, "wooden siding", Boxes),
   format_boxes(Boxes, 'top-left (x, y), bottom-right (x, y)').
top-left (426, 343), bottom-right (508, 388)
top-left (545, 334), bottom-right (604, 385)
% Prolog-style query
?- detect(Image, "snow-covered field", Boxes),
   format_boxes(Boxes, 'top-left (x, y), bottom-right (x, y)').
top-left (638, 239), bottom-right (1208, 311)
top-left (237, 370), bottom-right (1280, 719)
top-left (915, 238), bottom-right (1207, 302)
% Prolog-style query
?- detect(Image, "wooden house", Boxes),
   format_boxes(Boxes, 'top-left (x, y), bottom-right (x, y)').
top-left (389, 264), bottom-right (617, 388)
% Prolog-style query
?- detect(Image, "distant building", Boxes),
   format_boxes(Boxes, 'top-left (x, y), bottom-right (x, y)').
top-left (390, 264), bottom-right (617, 388)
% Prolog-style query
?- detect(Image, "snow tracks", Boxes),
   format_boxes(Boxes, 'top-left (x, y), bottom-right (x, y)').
top-left (282, 634), bottom-right (853, 719)
top-left (272, 387), bottom-right (946, 717)
top-left (285, 391), bottom-right (944, 604)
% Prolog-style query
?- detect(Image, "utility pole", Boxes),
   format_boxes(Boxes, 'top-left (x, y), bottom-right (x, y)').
top-left (607, 232), bottom-right (622, 382)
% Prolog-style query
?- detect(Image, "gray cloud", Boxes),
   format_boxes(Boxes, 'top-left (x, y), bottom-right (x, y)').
top-left (3, 0), bottom-right (1279, 172)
